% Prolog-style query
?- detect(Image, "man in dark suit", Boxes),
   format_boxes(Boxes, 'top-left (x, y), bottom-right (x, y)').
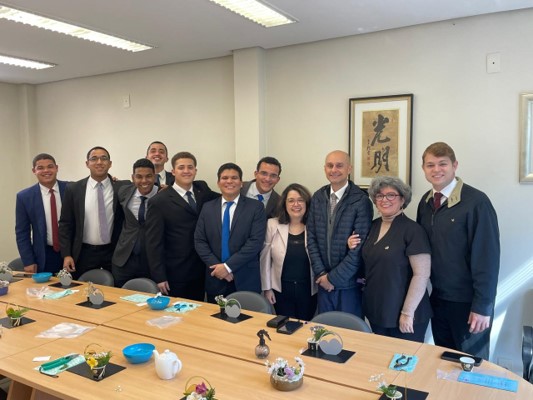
top-left (112, 159), bottom-right (158, 288)
top-left (59, 146), bottom-right (125, 279)
top-left (145, 151), bottom-right (219, 300)
top-left (195, 163), bottom-right (266, 303)
top-left (146, 141), bottom-right (174, 188)
top-left (241, 156), bottom-right (281, 218)
top-left (15, 153), bottom-right (68, 273)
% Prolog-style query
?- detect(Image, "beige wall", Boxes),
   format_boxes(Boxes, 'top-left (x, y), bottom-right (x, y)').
top-left (2, 8), bottom-right (532, 370)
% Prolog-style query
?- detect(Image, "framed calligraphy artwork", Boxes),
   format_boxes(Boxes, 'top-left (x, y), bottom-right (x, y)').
top-left (519, 93), bottom-right (533, 183)
top-left (349, 94), bottom-right (413, 188)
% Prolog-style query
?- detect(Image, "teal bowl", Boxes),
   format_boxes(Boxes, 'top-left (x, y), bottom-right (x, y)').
top-left (147, 296), bottom-right (170, 310)
top-left (32, 272), bottom-right (52, 283)
top-left (122, 343), bottom-right (155, 364)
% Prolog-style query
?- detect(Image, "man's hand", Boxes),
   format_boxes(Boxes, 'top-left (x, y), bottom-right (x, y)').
top-left (468, 312), bottom-right (491, 334)
top-left (210, 264), bottom-right (229, 280)
top-left (316, 274), bottom-right (334, 292)
top-left (24, 264), bottom-right (37, 273)
top-left (264, 289), bottom-right (276, 305)
top-left (157, 281), bottom-right (170, 295)
top-left (224, 273), bottom-right (234, 282)
top-left (399, 314), bottom-right (414, 333)
top-left (63, 256), bottom-right (76, 273)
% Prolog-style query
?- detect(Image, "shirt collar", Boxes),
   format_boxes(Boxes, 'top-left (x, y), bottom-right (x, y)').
top-left (248, 181), bottom-right (272, 202)
top-left (135, 186), bottom-right (158, 199)
top-left (330, 181), bottom-right (349, 200)
top-left (88, 176), bottom-right (111, 188)
top-left (434, 178), bottom-right (458, 198)
top-left (39, 181), bottom-right (59, 195)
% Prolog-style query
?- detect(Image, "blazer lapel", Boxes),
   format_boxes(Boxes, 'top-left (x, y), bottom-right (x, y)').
top-left (169, 186), bottom-right (196, 215)
top-left (33, 184), bottom-right (47, 241)
top-left (230, 197), bottom-right (244, 234)
top-left (276, 222), bottom-right (289, 248)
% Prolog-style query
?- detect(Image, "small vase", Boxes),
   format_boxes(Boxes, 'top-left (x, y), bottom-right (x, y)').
top-left (60, 275), bottom-right (72, 287)
top-left (307, 339), bottom-right (319, 352)
top-left (91, 365), bottom-right (107, 381)
top-left (9, 317), bottom-right (22, 327)
top-left (270, 373), bottom-right (303, 391)
top-left (386, 390), bottom-right (403, 400)
top-left (219, 307), bottom-right (225, 315)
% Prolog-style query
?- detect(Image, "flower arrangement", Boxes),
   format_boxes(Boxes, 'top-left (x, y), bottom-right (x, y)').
top-left (309, 325), bottom-right (331, 342)
top-left (5, 304), bottom-right (29, 327)
top-left (183, 376), bottom-right (217, 400)
top-left (57, 269), bottom-right (72, 278)
top-left (266, 357), bottom-right (305, 382)
top-left (0, 261), bottom-right (10, 273)
top-left (214, 295), bottom-right (227, 308)
top-left (370, 373), bottom-right (399, 398)
top-left (0, 280), bottom-right (8, 288)
top-left (84, 343), bottom-right (112, 369)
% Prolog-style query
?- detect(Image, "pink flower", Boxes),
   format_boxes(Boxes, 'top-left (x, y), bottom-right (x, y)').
top-left (195, 382), bottom-right (208, 395)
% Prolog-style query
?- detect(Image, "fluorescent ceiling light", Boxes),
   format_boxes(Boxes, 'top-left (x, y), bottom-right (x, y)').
top-left (0, 5), bottom-right (152, 52)
top-left (0, 54), bottom-right (55, 69)
top-left (208, 0), bottom-right (297, 28)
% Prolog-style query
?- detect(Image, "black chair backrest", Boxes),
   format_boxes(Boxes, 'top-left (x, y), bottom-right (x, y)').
top-left (311, 311), bottom-right (372, 333)
top-left (122, 278), bottom-right (159, 294)
top-left (78, 268), bottom-right (114, 287)
top-left (226, 291), bottom-right (273, 314)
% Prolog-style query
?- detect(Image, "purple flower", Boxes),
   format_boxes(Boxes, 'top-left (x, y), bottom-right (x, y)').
top-left (284, 367), bottom-right (295, 379)
top-left (195, 382), bottom-right (208, 395)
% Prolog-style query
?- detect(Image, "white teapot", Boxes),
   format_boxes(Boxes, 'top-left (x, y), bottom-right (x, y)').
top-left (153, 349), bottom-right (182, 380)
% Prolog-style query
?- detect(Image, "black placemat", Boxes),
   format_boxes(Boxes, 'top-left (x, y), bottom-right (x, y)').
top-left (210, 311), bottom-right (252, 323)
top-left (301, 348), bottom-right (355, 363)
top-left (378, 386), bottom-right (428, 400)
top-left (0, 316), bottom-right (36, 329)
top-left (49, 282), bottom-right (82, 289)
top-left (67, 362), bottom-right (125, 381)
top-left (76, 300), bottom-right (115, 309)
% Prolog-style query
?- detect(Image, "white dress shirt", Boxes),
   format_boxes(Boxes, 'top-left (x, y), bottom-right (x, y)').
top-left (39, 182), bottom-right (62, 247)
top-left (84, 177), bottom-right (114, 245)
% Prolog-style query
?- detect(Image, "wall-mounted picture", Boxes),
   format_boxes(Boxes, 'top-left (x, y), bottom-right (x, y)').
top-left (349, 94), bottom-right (413, 188)
top-left (519, 93), bottom-right (533, 183)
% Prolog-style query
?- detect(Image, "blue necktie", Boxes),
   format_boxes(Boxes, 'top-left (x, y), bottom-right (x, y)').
top-left (257, 194), bottom-right (264, 203)
top-left (138, 196), bottom-right (147, 225)
top-left (221, 201), bottom-right (234, 262)
top-left (186, 191), bottom-right (197, 211)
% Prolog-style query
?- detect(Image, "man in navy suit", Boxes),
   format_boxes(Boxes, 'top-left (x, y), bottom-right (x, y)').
top-left (146, 141), bottom-right (174, 188)
top-left (59, 146), bottom-right (125, 279)
top-left (15, 153), bottom-right (68, 273)
top-left (112, 158), bottom-right (158, 288)
top-left (195, 163), bottom-right (266, 303)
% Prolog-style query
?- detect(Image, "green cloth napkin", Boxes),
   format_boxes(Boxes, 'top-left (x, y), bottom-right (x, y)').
top-left (38, 355), bottom-right (85, 376)
top-left (43, 289), bottom-right (74, 299)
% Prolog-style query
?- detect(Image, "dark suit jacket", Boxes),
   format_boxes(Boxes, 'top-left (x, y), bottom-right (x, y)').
top-left (112, 184), bottom-right (148, 267)
top-left (145, 181), bottom-right (219, 286)
top-left (241, 180), bottom-right (280, 218)
top-left (155, 171), bottom-right (175, 188)
top-left (58, 176), bottom-right (125, 262)
top-left (15, 180), bottom-right (68, 271)
top-left (194, 196), bottom-right (266, 295)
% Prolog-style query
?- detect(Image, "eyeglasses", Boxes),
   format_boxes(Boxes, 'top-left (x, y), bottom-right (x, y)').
top-left (375, 193), bottom-right (401, 201)
top-left (258, 171), bottom-right (279, 180)
top-left (287, 198), bottom-right (305, 205)
top-left (88, 156), bottom-right (110, 163)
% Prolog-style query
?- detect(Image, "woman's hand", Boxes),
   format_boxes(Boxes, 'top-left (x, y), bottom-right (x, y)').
top-left (399, 314), bottom-right (414, 333)
top-left (347, 233), bottom-right (361, 249)
top-left (263, 289), bottom-right (276, 305)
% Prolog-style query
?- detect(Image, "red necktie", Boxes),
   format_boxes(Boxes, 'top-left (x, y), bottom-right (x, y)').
top-left (50, 189), bottom-right (60, 252)
top-left (433, 192), bottom-right (443, 209)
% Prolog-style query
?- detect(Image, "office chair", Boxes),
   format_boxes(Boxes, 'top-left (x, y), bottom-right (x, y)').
top-left (311, 311), bottom-right (372, 333)
top-left (78, 268), bottom-right (114, 287)
top-left (227, 291), bottom-right (273, 314)
top-left (122, 278), bottom-right (159, 294)
top-left (7, 257), bottom-right (24, 271)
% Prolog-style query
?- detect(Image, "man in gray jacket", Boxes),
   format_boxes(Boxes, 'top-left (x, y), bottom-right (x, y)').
top-left (307, 150), bottom-right (373, 317)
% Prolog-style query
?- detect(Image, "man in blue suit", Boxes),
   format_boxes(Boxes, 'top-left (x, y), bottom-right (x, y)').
top-left (195, 163), bottom-right (266, 303)
top-left (15, 153), bottom-right (68, 273)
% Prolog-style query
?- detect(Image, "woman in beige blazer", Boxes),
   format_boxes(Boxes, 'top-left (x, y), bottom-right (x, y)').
top-left (260, 183), bottom-right (317, 320)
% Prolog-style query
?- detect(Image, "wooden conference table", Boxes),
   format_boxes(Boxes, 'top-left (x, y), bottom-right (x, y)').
top-left (0, 275), bottom-right (531, 399)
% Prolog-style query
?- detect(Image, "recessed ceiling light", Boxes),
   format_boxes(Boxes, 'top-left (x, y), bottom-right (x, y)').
top-left (0, 53), bottom-right (55, 69)
top-left (208, 0), bottom-right (297, 28)
top-left (0, 5), bottom-right (153, 52)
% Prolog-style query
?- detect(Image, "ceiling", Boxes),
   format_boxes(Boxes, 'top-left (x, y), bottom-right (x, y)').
top-left (1, 0), bottom-right (532, 85)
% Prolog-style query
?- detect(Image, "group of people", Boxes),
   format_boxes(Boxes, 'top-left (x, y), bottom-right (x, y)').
top-left (15, 141), bottom-right (500, 360)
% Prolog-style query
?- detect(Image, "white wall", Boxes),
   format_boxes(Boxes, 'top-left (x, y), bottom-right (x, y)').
top-left (3, 8), bottom-right (532, 372)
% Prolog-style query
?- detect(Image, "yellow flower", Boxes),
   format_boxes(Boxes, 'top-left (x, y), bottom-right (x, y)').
top-left (86, 357), bottom-right (97, 369)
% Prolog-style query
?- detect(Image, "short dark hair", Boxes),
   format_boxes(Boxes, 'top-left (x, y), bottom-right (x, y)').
top-left (146, 141), bottom-right (168, 156)
top-left (133, 158), bottom-right (155, 173)
top-left (171, 151), bottom-right (197, 168)
top-left (256, 156), bottom-right (282, 176)
top-left (277, 183), bottom-right (312, 224)
top-left (217, 163), bottom-right (242, 181)
top-left (368, 176), bottom-right (412, 209)
top-left (86, 146), bottom-right (110, 160)
top-left (422, 142), bottom-right (456, 164)
top-left (32, 153), bottom-right (56, 167)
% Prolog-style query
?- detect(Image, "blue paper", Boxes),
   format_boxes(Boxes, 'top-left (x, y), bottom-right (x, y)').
top-left (164, 302), bottom-right (201, 313)
top-left (120, 294), bottom-right (152, 303)
top-left (388, 353), bottom-right (418, 372)
top-left (457, 371), bottom-right (518, 392)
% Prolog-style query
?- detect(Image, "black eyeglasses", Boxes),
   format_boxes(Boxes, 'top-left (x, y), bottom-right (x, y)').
top-left (87, 156), bottom-right (110, 163)
top-left (375, 193), bottom-right (401, 201)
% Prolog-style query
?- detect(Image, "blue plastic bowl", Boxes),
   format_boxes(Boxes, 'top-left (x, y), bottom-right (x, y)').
top-left (122, 343), bottom-right (155, 364)
top-left (32, 272), bottom-right (52, 283)
top-left (147, 296), bottom-right (170, 310)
